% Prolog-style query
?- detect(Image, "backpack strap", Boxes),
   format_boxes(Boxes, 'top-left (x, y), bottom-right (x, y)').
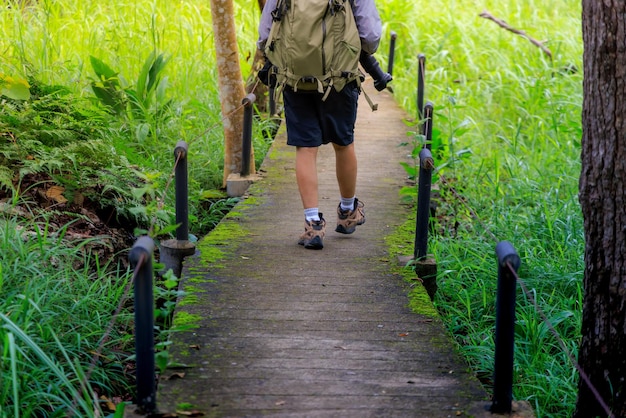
top-left (361, 84), bottom-right (379, 111)
top-left (271, 0), bottom-right (289, 22)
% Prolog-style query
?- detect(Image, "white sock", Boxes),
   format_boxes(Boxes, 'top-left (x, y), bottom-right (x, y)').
top-left (340, 196), bottom-right (355, 211)
top-left (304, 208), bottom-right (320, 222)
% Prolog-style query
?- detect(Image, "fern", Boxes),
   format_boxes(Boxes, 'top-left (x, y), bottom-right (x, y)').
top-left (0, 76), bottom-right (154, 228)
top-left (0, 166), bottom-right (14, 191)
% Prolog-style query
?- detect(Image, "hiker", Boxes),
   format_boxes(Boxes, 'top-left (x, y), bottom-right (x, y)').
top-left (257, 0), bottom-right (389, 250)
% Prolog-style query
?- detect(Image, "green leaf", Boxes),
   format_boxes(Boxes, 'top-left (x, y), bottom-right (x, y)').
top-left (0, 74), bottom-right (31, 100)
top-left (0, 166), bottom-right (14, 190)
top-left (136, 55), bottom-right (151, 103)
top-left (89, 56), bottom-right (119, 81)
top-left (91, 85), bottom-right (124, 114)
top-left (135, 123), bottom-right (150, 142)
top-left (147, 53), bottom-right (169, 94)
top-left (112, 402), bottom-right (127, 418)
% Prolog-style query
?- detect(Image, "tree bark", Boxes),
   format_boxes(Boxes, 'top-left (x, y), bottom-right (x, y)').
top-left (210, 0), bottom-right (254, 186)
top-left (576, 1), bottom-right (626, 417)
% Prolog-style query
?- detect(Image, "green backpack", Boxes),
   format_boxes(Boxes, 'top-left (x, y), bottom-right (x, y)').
top-left (264, 0), bottom-right (362, 99)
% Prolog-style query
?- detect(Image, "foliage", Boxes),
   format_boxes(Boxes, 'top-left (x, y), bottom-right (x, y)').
top-left (383, 1), bottom-right (584, 416)
top-left (0, 0), bottom-right (587, 416)
top-left (89, 52), bottom-right (172, 146)
top-left (0, 218), bottom-right (133, 417)
top-left (0, 78), bottom-right (154, 228)
top-left (0, 74), bottom-right (30, 101)
top-left (0, 1), bottom-right (269, 413)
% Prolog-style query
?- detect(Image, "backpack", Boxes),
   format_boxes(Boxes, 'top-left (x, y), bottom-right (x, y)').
top-left (264, 0), bottom-right (362, 100)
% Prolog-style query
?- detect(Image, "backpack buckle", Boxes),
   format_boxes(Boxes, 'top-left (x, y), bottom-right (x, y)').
top-left (329, 0), bottom-right (345, 15)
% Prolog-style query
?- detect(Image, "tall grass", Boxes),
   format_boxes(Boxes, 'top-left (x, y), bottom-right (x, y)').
top-left (1, 1), bottom-right (265, 415)
top-left (376, 1), bottom-right (583, 416)
top-left (0, 217), bottom-right (133, 416)
top-left (1, 0), bottom-right (266, 191)
top-left (1, 0), bottom-right (584, 416)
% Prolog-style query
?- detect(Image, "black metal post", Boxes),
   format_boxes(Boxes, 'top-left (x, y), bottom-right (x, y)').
top-left (269, 86), bottom-right (277, 116)
top-left (174, 141), bottom-right (189, 242)
top-left (414, 148), bottom-right (434, 260)
top-left (417, 54), bottom-right (426, 125)
top-left (387, 31), bottom-right (397, 76)
top-left (423, 102), bottom-right (433, 149)
top-left (491, 241), bottom-right (521, 414)
top-left (129, 236), bottom-right (156, 414)
top-left (241, 93), bottom-right (256, 177)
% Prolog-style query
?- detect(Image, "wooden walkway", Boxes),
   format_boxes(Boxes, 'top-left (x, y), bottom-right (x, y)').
top-left (154, 83), bottom-right (492, 417)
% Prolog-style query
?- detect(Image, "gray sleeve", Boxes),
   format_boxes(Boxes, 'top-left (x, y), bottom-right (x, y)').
top-left (257, 0), bottom-right (278, 50)
top-left (351, 0), bottom-right (382, 54)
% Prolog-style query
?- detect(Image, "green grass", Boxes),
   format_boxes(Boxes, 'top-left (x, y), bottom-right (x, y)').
top-left (0, 0), bottom-right (584, 416)
top-left (376, 1), bottom-right (583, 416)
top-left (0, 217), bottom-right (133, 416)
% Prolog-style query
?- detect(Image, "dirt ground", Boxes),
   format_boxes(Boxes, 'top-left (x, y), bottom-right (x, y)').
top-left (1, 173), bottom-right (135, 268)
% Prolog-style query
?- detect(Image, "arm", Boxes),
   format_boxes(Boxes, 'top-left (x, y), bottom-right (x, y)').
top-left (351, 0), bottom-right (382, 54)
top-left (257, 0), bottom-right (278, 51)
top-left (352, 0), bottom-right (391, 90)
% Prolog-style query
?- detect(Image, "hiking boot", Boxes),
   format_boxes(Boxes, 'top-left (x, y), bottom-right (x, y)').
top-left (335, 198), bottom-right (365, 234)
top-left (298, 214), bottom-right (326, 250)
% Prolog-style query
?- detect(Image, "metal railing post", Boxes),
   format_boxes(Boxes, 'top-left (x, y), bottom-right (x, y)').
top-left (422, 102), bottom-right (433, 149)
top-left (160, 142), bottom-right (196, 278)
top-left (174, 141), bottom-right (189, 241)
top-left (269, 86), bottom-right (277, 116)
top-left (414, 148), bottom-right (434, 260)
top-left (129, 236), bottom-right (156, 414)
top-left (417, 54), bottom-right (426, 126)
top-left (387, 31), bottom-right (397, 76)
top-left (491, 241), bottom-right (521, 414)
top-left (241, 93), bottom-right (256, 177)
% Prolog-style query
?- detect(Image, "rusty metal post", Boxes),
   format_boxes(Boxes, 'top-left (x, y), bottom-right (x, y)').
top-left (414, 148), bottom-right (434, 260)
top-left (491, 241), bottom-right (521, 414)
top-left (423, 102), bottom-right (433, 149)
top-left (160, 142), bottom-right (196, 278)
top-left (129, 236), bottom-right (156, 414)
top-left (417, 54), bottom-right (426, 127)
top-left (388, 31), bottom-right (397, 76)
top-left (269, 86), bottom-right (277, 116)
top-left (174, 141), bottom-right (189, 242)
top-left (410, 102), bottom-right (438, 300)
top-left (241, 93), bottom-right (256, 177)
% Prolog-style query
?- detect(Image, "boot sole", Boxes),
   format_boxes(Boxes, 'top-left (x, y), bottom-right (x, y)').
top-left (335, 218), bottom-right (365, 234)
top-left (303, 236), bottom-right (324, 249)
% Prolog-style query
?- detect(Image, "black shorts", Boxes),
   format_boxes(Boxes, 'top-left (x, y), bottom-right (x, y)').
top-left (283, 82), bottom-right (359, 147)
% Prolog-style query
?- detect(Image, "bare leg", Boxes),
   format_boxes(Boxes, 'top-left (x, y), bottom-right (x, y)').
top-left (295, 146), bottom-right (319, 209)
top-left (332, 142), bottom-right (357, 199)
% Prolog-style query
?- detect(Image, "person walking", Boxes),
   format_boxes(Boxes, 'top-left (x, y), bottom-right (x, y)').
top-left (257, 0), bottom-right (383, 250)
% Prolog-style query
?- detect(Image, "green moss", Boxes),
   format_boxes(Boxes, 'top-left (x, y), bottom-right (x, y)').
top-left (240, 195), bottom-right (260, 206)
top-left (385, 210), bottom-right (439, 317)
top-left (178, 292), bottom-right (199, 307)
top-left (197, 221), bottom-right (248, 264)
top-left (172, 311), bottom-right (202, 329)
top-left (182, 274), bottom-right (217, 284)
top-left (194, 193), bottom-right (262, 268)
top-left (183, 284), bottom-right (204, 294)
top-left (407, 285), bottom-right (438, 316)
top-left (176, 402), bottom-right (195, 411)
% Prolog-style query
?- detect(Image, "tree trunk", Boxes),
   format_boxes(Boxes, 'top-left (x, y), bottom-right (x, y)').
top-left (210, 0), bottom-right (254, 186)
top-left (576, 1), bottom-right (626, 417)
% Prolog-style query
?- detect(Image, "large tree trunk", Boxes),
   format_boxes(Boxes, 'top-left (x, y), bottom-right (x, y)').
top-left (210, 0), bottom-right (254, 186)
top-left (576, 1), bottom-right (626, 417)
